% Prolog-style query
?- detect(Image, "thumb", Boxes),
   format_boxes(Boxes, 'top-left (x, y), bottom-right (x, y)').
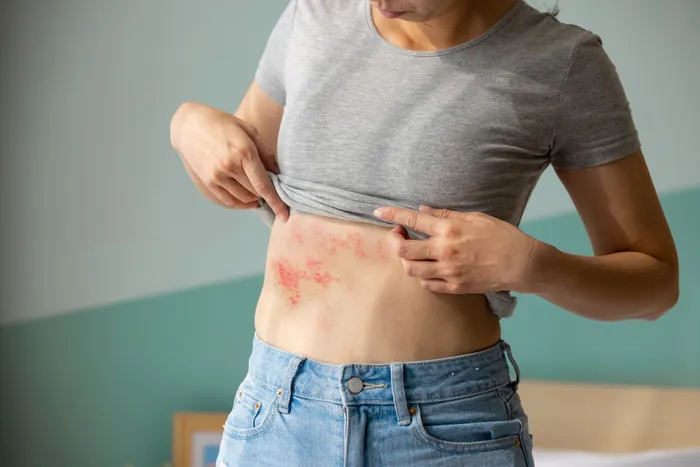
top-left (257, 144), bottom-right (280, 174)
top-left (390, 225), bottom-right (408, 239)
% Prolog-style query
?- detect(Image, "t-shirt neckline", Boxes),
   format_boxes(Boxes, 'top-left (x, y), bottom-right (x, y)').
top-left (364, 0), bottom-right (525, 57)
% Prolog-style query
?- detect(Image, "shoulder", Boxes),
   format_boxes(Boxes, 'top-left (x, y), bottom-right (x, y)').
top-left (509, 3), bottom-right (604, 69)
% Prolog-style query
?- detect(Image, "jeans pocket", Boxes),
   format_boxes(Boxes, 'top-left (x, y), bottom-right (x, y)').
top-left (410, 389), bottom-right (526, 455)
top-left (223, 375), bottom-right (279, 440)
top-left (229, 390), bottom-right (262, 429)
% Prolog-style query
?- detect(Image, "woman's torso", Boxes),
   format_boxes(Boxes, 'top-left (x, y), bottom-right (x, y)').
top-left (254, 213), bottom-right (501, 364)
top-left (253, 0), bottom-right (586, 363)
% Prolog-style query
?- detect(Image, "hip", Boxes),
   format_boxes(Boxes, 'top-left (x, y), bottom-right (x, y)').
top-left (217, 333), bottom-right (534, 467)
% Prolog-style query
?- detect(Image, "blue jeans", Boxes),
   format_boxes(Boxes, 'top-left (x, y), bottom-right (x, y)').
top-left (217, 334), bottom-right (535, 466)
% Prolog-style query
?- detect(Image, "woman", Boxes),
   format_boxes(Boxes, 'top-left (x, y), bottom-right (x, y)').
top-left (170, 0), bottom-right (679, 465)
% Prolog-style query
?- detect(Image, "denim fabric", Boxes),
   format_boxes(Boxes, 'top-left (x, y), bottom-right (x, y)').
top-left (216, 334), bottom-right (535, 467)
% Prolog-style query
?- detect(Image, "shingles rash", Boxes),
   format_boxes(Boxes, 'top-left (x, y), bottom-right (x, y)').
top-left (306, 257), bottom-right (338, 287)
top-left (285, 221), bottom-right (392, 261)
top-left (327, 235), bottom-right (348, 256)
top-left (310, 223), bottom-right (325, 237)
top-left (273, 220), bottom-right (393, 304)
top-left (290, 221), bottom-right (304, 245)
top-left (272, 257), bottom-right (339, 306)
top-left (348, 233), bottom-right (367, 258)
top-left (272, 260), bottom-right (304, 306)
top-left (376, 240), bottom-right (389, 263)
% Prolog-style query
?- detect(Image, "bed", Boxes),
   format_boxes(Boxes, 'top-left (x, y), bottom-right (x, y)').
top-left (173, 380), bottom-right (700, 466)
top-left (520, 380), bottom-right (700, 466)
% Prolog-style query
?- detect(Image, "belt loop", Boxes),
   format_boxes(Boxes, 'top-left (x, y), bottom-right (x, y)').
top-left (278, 355), bottom-right (305, 414)
top-left (390, 363), bottom-right (411, 426)
top-left (500, 340), bottom-right (521, 391)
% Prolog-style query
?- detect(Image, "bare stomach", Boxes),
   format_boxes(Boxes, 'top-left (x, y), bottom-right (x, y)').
top-left (254, 213), bottom-right (501, 364)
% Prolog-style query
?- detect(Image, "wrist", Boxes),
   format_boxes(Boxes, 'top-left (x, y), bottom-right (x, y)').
top-left (170, 101), bottom-right (205, 151)
top-left (513, 239), bottom-right (560, 295)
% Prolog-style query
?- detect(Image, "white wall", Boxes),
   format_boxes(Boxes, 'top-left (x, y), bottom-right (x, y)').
top-left (1, 0), bottom-right (698, 326)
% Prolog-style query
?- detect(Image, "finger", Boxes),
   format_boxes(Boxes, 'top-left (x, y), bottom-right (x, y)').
top-left (237, 142), bottom-right (290, 222)
top-left (395, 238), bottom-right (437, 260)
top-left (210, 185), bottom-right (259, 210)
top-left (236, 119), bottom-right (280, 174)
top-left (228, 172), bottom-right (259, 198)
top-left (386, 227), bottom-right (405, 255)
top-left (373, 207), bottom-right (441, 236)
top-left (419, 279), bottom-right (459, 294)
top-left (217, 176), bottom-right (260, 204)
top-left (391, 225), bottom-right (408, 238)
top-left (401, 259), bottom-right (442, 280)
top-left (388, 226), bottom-right (408, 246)
top-left (420, 205), bottom-right (456, 219)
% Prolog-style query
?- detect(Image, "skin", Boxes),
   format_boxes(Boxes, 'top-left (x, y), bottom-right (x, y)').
top-left (170, 0), bottom-right (678, 364)
top-left (369, 0), bottom-right (519, 50)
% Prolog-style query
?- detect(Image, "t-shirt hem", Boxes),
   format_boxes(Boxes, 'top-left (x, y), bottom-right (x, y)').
top-left (254, 69), bottom-right (286, 106)
top-left (550, 137), bottom-right (641, 171)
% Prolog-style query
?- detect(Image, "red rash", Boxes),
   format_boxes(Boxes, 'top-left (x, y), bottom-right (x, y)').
top-left (273, 260), bottom-right (304, 306)
top-left (306, 258), bottom-right (337, 287)
top-left (274, 222), bottom-right (395, 304)
top-left (288, 222), bottom-right (391, 260)
top-left (348, 233), bottom-right (368, 258)
top-left (327, 235), bottom-right (349, 255)
top-left (290, 222), bottom-right (305, 244)
top-left (272, 258), bottom-right (339, 306)
top-left (375, 240), bottom-right (389, 263)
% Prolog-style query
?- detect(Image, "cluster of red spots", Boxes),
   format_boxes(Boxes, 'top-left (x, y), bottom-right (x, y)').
top-left (375, 240), bottom-right (390, 263)
top-left (310, 224), bottom-right (325, 236)
top-left (272, 260), bottom-right (304, 306)
top-left (288, 221), bottom-right (389, 261)
top-left (290, 223), bottom-right (304, 245)
top-left (348, 233), bottom-right (368, 258)
top-left (272, 258), bottom-right (339, 306)
top-left (327, 235), bottom-right (349, 255)
top-left (306, 258), bottom-right (337, 287)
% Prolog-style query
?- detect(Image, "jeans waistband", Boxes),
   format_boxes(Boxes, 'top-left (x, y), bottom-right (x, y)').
top-left (246, 333), bottom-right (520, 424)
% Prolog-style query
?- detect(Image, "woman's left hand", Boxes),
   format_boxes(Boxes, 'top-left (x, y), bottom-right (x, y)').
top-left (373, 205), bottom-right (541, 294)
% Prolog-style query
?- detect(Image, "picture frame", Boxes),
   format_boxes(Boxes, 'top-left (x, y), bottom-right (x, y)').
top-left (172, 412), bottom-right (228, 467)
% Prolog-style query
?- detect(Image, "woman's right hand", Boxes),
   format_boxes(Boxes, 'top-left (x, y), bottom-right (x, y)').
top-left (170, 102), bottom-right (289, 221)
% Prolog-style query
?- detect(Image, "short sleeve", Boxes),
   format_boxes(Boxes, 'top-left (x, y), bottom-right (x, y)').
top-left (254, 0), bottom-right (298, 106)
top-left (549, 32), bottom-right (641, 170)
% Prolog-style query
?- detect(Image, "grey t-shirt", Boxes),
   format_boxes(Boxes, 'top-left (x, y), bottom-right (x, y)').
top-left (251, 0), bottom-right (641, 318)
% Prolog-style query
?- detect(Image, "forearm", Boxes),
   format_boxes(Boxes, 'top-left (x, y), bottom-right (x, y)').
top-left (520, 243), bottom-right (679, 321)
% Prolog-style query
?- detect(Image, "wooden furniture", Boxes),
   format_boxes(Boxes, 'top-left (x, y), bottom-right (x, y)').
top-left (172, 412), bottom-right (227, 467)
top-left (519, 380), bottom-right (700, 453)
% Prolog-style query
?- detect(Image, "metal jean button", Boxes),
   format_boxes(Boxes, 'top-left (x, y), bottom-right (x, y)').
top-left (347, 376), bottom-right (364, 394)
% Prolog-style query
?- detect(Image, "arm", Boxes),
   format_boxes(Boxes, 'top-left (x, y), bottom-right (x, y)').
top-left (374, 34), bottom-right (678, 322)
top-left (522, 150), bottom-right (679, 321)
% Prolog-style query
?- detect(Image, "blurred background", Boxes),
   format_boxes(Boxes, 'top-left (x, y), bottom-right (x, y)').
top-left (1, 0), bottom-right (698, 466)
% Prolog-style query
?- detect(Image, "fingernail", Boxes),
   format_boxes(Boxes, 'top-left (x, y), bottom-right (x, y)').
top-left (374, 208), bottom-right (385, 217)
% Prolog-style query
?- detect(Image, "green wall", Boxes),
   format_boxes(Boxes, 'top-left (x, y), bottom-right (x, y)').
top-left (2, 186), bottom-right (698, 467)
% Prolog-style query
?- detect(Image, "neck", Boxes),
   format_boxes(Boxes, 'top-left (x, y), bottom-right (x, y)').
top-left (372, 0), bottom-right (518, 51)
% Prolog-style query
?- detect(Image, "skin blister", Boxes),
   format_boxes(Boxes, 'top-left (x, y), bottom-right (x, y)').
top-left (271, 220), bottom-right (393, 306)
